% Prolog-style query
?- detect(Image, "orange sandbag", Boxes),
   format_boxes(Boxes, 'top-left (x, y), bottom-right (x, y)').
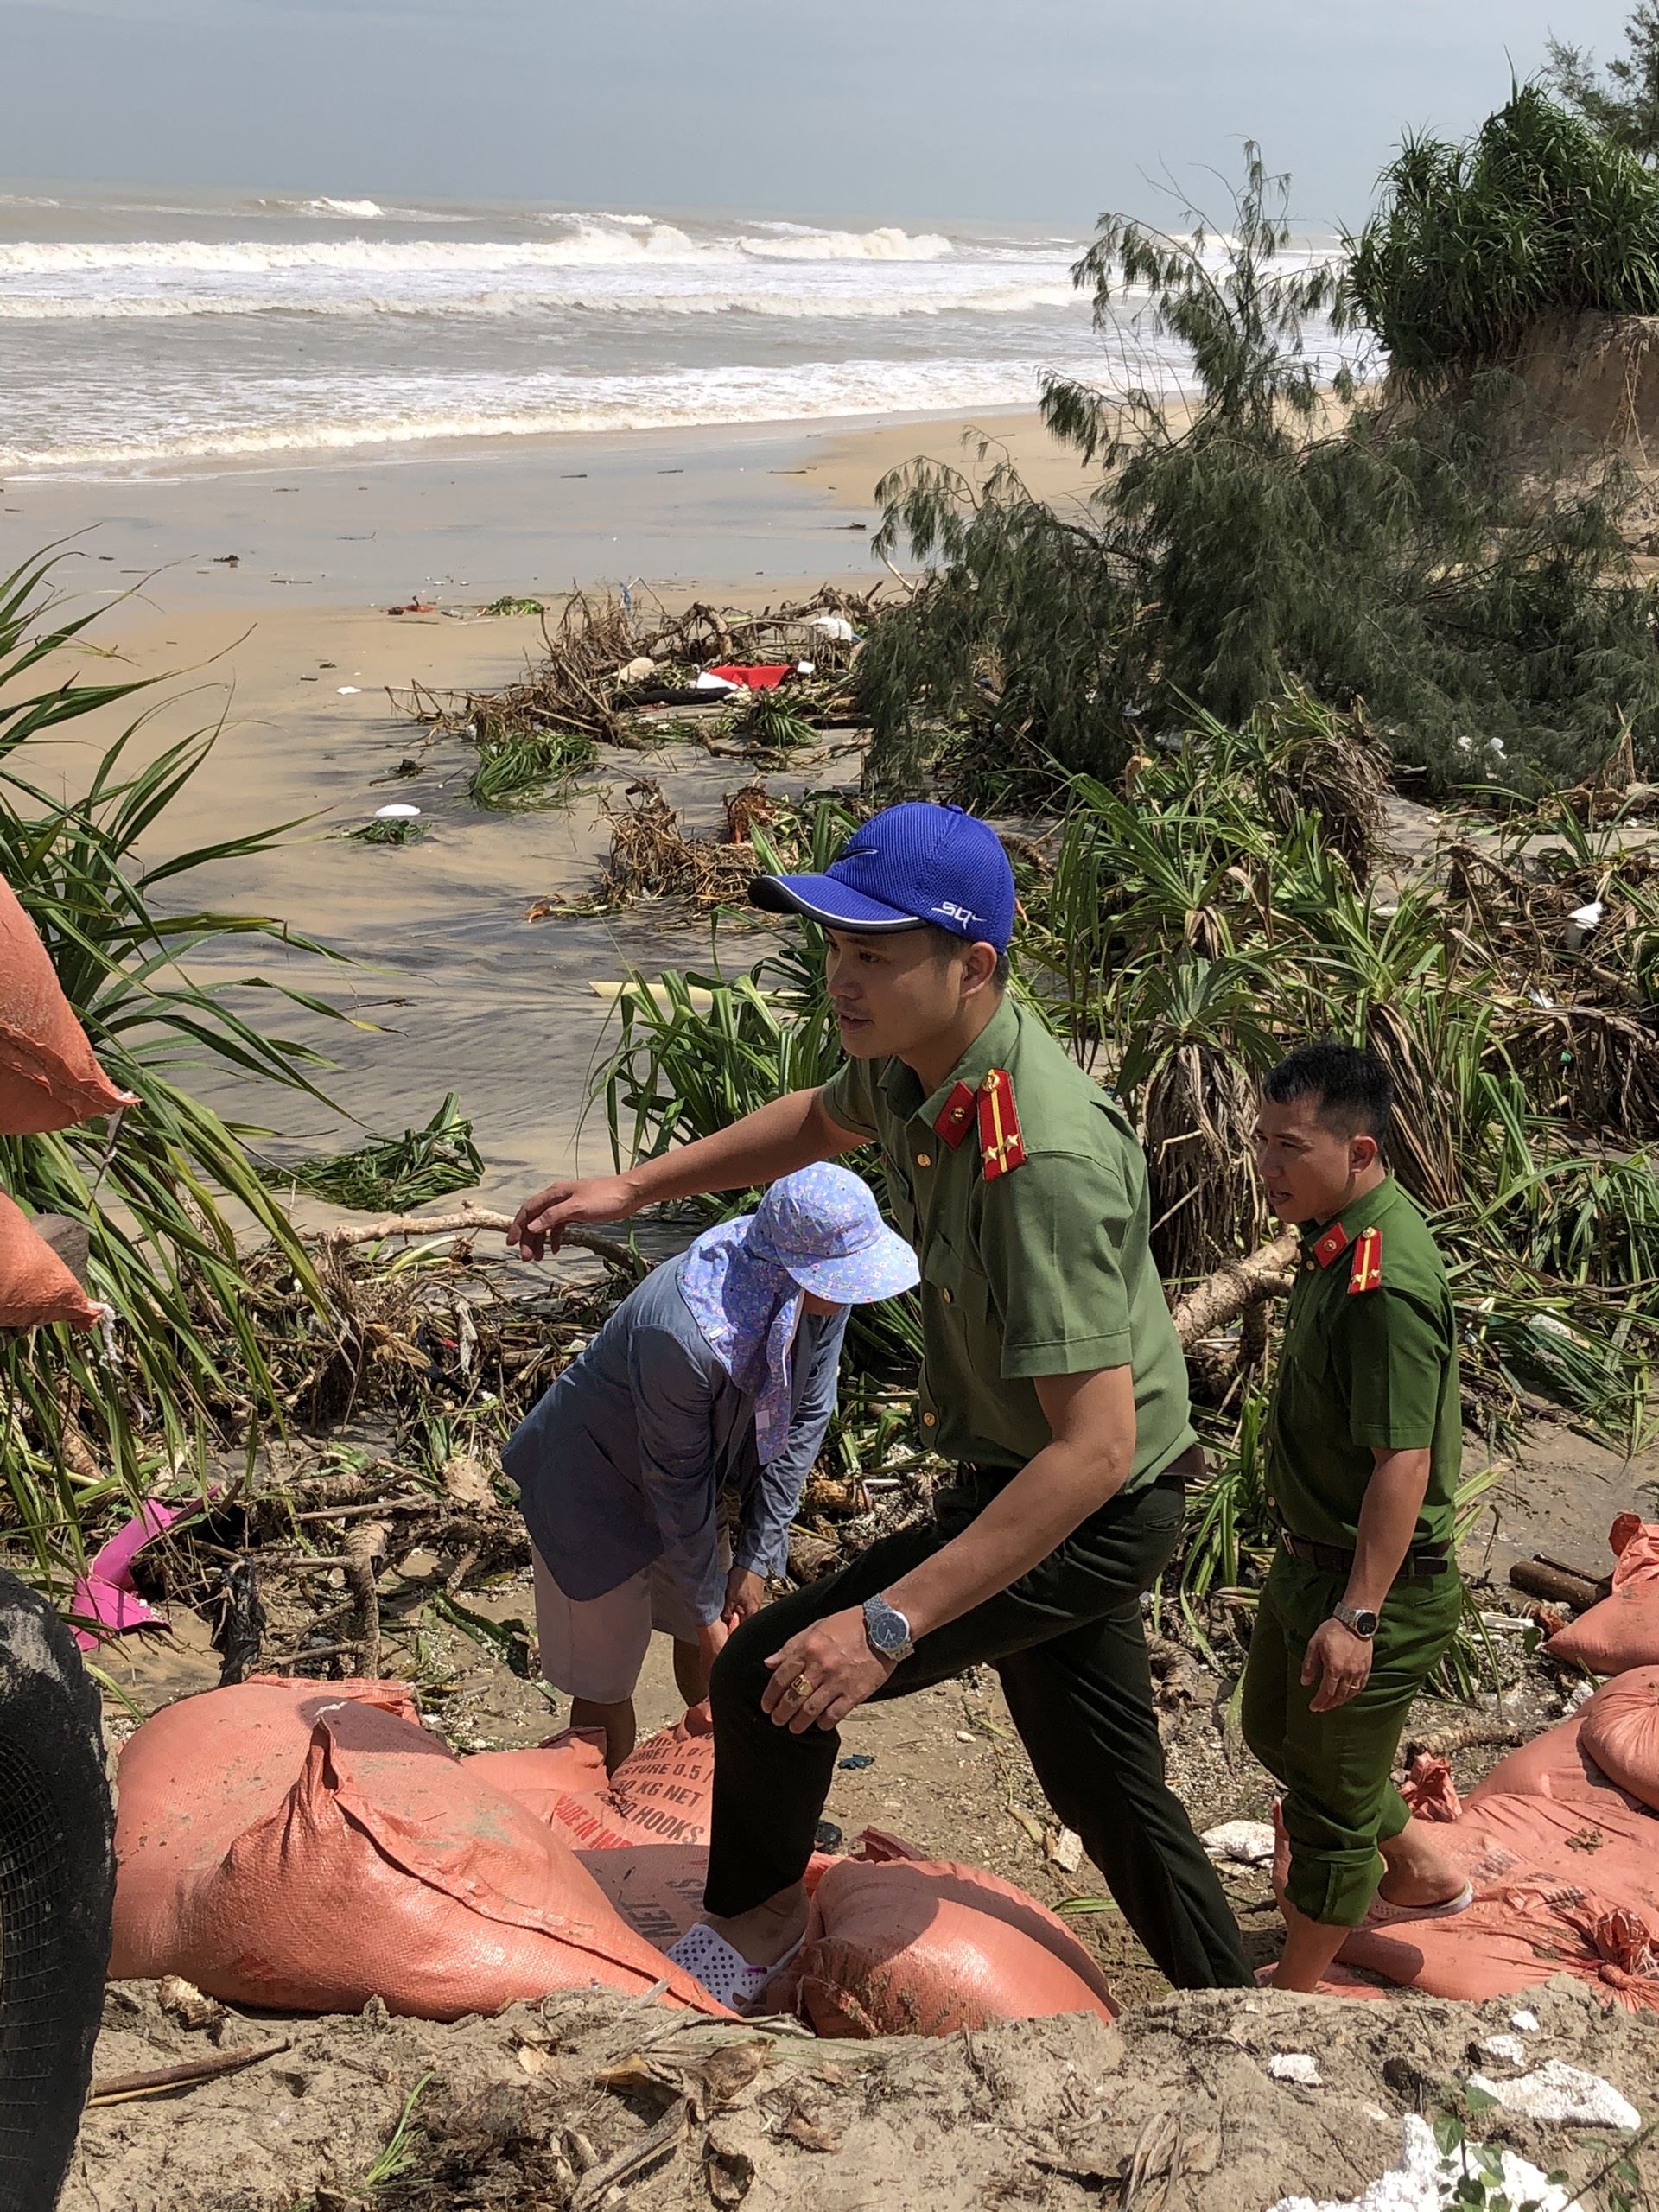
top-left (0, 1191), bottom-right (101, 1328)
top-left (1581, 1666), bottom-right (1659, 1813)
top-left (0, 875), bottom-right (136, 1134)
top-left (1339, 1790), bottom-right (1659, 2010)
top-left (470, 1718), bottom-right (716, 1851)
top-left (463, 1729), bottom-right (619, 1841)
top-left (778, 1854), bottom-right (1118, 2038)
top-left (608, 1719), bottom-right (716, 1844)
top-left (1546, 1516), bottom-right (1659, 1675)
top-left (1469, 1713), bottom-right (1643, 1812)
top-left (111, 1680), bottom-right (727, 2020)
top-left (577, 1844), bottom-right (839, 1955)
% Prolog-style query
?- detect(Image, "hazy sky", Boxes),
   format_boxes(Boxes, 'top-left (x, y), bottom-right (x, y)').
top-left (0, 0), bottom-right (1639, 228)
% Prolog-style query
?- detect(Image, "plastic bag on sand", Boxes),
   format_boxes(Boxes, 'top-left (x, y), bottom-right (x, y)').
top-left (0, 874), bottom-right (137, 1135)
top-left (0, 1192), bottom-right (101, 1329)
top-left (1339, 1791), bottom-right (1659, 2010)
top-left (1469, 1712), bottom-right (1643, 1812)
top-left (111, 1680), bottom-right (726, 2020)
top-left (578, 1845), bottom-right (839, 1955)
top-left (772, 1844), bottom-right (1118, 2038)
top-left (1546, 1516), bottom-right (1659, 1675)
top-left (467, 1719), bottom-right (715, 1851)
top-left (1580, 1665), bottom-right (1659, 1812)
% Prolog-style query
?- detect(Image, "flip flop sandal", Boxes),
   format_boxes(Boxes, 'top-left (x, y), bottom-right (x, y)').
top-left (665, 1923), bottom-right (805, 2014)
top-left (1363, 1880), bottom-right (1475, 1924)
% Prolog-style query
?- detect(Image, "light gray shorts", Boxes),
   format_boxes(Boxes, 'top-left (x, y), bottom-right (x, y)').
top-left (531, 1529), bottom-right (733, 1706)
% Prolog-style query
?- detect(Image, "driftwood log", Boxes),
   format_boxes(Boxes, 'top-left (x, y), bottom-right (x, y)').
top-left (1170, 1232), bottom-right (1299, 1349)
top-left (1509, 1560), bottom-right (1611, 1611)
top-left (319, 1203), bottom-right (638, 1271)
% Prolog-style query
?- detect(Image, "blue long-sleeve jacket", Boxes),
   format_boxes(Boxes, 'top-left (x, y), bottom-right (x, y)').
top-left (503, 1255), bottom-right (848, 1627)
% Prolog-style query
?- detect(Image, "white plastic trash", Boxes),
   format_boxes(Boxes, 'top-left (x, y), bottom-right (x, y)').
top-left (336, 684), bottom-right (362, 695)
top-left (812, 615), bottom-right (856, 640)
top-left (1268, 2054), bottom-right (1323, 2086)
top-left (695, 671), bottom-right (736, 691)
top-left (374, 804), bottom-right (422, 821)
top-left (1200, 1819), bottom-right (1276, 1866)
top-left (1467, 2062), bottom-right (1641, 2130)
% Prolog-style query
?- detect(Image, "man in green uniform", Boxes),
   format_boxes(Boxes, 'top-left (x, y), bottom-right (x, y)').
top-left (511, 801), bottom-right (1250, 2007)
top-left (1244, 1042), bottom-right (1471, 1993)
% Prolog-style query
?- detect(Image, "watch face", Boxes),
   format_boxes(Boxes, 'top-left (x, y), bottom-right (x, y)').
top-left (867, 1599), bottom-right (909, 1652)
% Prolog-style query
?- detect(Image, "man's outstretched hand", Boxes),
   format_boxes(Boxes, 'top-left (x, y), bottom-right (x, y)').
top-left (508, 1173), bottom-right (640, 1261)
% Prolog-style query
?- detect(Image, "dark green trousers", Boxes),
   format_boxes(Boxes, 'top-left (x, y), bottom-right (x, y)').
top-left (1241, 1548), bottom-right (1465, 1927)
top-left (703, 1472), bottom-right (1252, 1991)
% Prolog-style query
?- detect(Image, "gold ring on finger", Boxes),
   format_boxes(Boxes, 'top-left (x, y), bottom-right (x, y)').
top-left (791, 1674), bottom-right (814, 1702)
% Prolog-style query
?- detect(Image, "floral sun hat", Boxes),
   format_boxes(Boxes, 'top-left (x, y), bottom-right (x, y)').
top-left (677, 1163), bottom-right (918, 1461)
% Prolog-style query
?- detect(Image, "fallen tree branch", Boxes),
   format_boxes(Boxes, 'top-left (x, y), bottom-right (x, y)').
top-left (1170, 1232), bottom-right (1299, 1349)
top-left (89, 2042), bottom-right (288, 2107)
top-left (318, 1205), bottom-right (639, 1272)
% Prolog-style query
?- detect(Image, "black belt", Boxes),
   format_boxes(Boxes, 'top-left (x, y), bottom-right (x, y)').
top-left (1279, 1527), bottom-right (1451, 1578)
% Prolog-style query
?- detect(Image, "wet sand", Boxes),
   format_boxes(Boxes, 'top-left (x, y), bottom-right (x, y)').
top-left (5, 407), bottom-right (1036, 1216)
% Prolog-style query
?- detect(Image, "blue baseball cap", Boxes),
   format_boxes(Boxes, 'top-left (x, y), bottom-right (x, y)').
top-left (749, 801), bottom-right (1015, 951)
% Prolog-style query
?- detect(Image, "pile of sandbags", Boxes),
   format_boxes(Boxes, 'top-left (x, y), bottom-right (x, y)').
top-left (0, 873), bottom-right (134, 1329)
top-left (113, 1681), bottom-right (1121, 2035)
top-left (1338, 1643), bottom-right (1659, 2011)
top-left (110, 1679), bottom-right (726, 2020)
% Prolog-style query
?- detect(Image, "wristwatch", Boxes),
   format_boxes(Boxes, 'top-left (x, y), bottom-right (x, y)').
top-left (862, 1593), bottom-right (915, 1665)
top-left (1332, 1599), bottom-right (1379, 1640)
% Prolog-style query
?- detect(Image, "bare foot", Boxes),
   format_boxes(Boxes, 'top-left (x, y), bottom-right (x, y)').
top-left (1376, 1815), bottom-right (1466, 1908)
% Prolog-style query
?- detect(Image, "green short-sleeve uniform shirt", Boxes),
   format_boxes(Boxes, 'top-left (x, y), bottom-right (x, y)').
top-left (1267, 1177), bottom-right (1461, 1551)
top-left (820, 995), bottom-right (1196, 1485)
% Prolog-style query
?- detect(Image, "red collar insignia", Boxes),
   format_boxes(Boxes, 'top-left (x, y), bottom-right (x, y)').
top-left (1348, 1225), bottom-right (1383, 1294)
top-left (977, 1068), bottom-right (1026, 1180)
top-left (1313, 1222), bottom-right (1350, 1269)
top-left (933, 1080), bottom-right (977, 1149)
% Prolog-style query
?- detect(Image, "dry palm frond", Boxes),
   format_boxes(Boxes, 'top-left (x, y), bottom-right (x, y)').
top-left (1142, 1041), bottom-right (1268, 1280)
top-left (1364, 1001), bottom-right (1465, 1212)
top-left (1257, 687), bottom-right (1391, 887)
top-left (1502, 1002), bottom-right (1659, 1138)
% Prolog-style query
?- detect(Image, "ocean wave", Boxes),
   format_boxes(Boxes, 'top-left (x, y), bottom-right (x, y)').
top-left (0, 221), bottom-right (962, 277)
top-left (0, 355), bottom-right (1084, 474)
top-left (0, 280), bottom-right (1077, 322)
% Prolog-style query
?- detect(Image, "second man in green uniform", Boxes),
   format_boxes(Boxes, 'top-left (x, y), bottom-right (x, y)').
top-left (1245, 1043), bottom-right (1471, 1992)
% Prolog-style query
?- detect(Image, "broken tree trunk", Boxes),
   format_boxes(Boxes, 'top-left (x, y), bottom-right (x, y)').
top-left (1170, 1231), bottom-right (1299, 1350)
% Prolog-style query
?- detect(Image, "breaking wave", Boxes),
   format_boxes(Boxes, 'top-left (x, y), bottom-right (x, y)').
top-left (0, 354), bottom-right (1087, 475)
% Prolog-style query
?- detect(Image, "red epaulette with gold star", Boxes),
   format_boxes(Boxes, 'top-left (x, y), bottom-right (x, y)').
top-left (1313, 1222), bottom-right (1350, 1269)
top-left (977, 1068), bottom-right (1027, 1181)
top-left (1348, 1226), bottom-right (1383, 1294)
top-left (933, 1080), bottom-right (977, 1149)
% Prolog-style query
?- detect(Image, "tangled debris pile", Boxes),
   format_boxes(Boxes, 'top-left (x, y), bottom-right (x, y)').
top-left (386, 589), bottom-right (880, 810)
